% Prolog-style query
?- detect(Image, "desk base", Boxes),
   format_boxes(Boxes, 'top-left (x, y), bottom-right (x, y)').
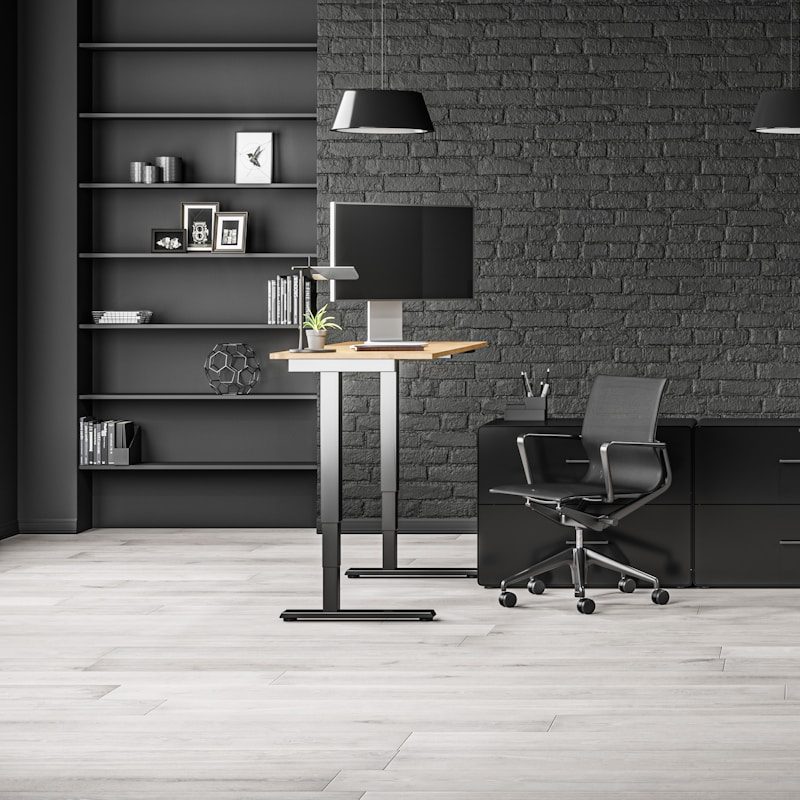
top-left (346, 567), bottom-right (478, 579)
top-left (281, 608), bottom-right (436, 621)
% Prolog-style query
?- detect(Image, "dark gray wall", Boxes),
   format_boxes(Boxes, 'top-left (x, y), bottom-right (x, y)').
top-left (0, 1), bottom-right (18, 539)
top-left (18, 0), bottom-right (79, 532)
top-left (319, 0), bottom-right (800, 521)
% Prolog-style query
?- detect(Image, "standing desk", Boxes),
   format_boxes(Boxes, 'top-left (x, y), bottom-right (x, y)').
top-left (270, 340), bottom-right (488, 621)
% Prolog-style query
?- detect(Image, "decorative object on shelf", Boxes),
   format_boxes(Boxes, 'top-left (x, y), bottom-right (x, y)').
top-left (155, 156), bottom-right (183, 182)
top-left (92, 310), bottom-right (153, 324)
top-left (302, 303), bottom-right (342, 351)
top-left (151, 228), bottom-right (186, 253)
top-left (143, 164), bottom-right (161, 183)
top-left (235, 132), bottom-right (273, 183)
top-left (332, 0), bottom-right (433, 134)
top-left (182, 202), bottom-right (219, 251)
top-left (213, 211), bottom-right (248, 253)
top-left (204, 342), bottom-right (262, 395)
top-left (751, 0), bottom-right (800, 132)
top-left (129, 161), bottom-right (148, 182)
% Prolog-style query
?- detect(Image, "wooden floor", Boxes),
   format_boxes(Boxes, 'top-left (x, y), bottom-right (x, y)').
top-left (1, 528), bottom-right (799, 798)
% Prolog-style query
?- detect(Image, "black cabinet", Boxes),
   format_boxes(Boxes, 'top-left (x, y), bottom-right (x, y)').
top-left (477, 418), bottom-right (695, 589)
top-left (695, 506), bottom-right (800, 586)
top-left (695, 420), bottom-right (800, 586)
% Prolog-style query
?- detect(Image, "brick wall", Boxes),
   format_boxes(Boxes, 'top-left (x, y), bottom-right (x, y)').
top-left (318, 0), bottom-right (799, 521)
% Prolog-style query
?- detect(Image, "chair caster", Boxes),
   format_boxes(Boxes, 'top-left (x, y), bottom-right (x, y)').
top-left (498, 591), bottom-right (517, 608)
top-left (576, 598), bottom-right (595, 614)
top-left (527, 578), bottom-right (546, 595)
top-left (651, 588), bottom-right (669, 605)
top-left (618, 577), bottom-right (636, 593)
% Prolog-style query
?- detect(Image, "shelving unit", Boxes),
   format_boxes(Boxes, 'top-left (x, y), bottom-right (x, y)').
top-left (76, 0), bottom-right (318, 529)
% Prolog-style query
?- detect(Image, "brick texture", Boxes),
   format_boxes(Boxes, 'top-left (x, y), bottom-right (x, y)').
top-left (318, 0), bottom-right (800, 520)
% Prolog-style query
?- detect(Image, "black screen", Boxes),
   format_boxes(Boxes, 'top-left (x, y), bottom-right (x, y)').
top-left (331, 203), bottom-right (473, 300)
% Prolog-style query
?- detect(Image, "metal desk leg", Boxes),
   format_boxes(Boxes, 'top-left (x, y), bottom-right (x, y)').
top-left (346, 367), bottom-right (477, 581)
top-left (282, 369), bottom-right (435, 621)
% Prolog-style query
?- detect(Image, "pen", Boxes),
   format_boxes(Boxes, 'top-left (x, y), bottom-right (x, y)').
top-left (541, 368), bottom-right (551, 398)
top-left (521, 373), bottom-right (529, 398)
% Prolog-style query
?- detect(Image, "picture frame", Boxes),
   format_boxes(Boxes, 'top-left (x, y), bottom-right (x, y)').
top-left (213, 212), bottom-right (249, 253)
top-left (181, 202), bottom-right (219, 252)
top-left (151, 228), bottom-right (186, 253)
top-left (235, 132), bottom-right (273, 184)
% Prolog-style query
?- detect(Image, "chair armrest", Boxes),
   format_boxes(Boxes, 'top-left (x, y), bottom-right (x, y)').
top-left (599, 440), bottom-right (671, 503)
top-left (516, 432), bottom-right (581, 484)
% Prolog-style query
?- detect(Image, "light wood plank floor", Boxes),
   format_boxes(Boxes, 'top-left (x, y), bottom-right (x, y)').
top-left (1, 528), bottom-right (799, 799)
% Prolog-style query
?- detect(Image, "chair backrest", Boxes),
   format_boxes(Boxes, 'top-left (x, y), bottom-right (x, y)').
top-left (581, 375), bottom-right (667, 495)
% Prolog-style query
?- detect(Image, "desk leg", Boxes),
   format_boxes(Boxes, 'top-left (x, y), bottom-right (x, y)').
top-left (282, 369), bottom-right (435, 621)
top-left (346, 367), bottom-right (477, 581)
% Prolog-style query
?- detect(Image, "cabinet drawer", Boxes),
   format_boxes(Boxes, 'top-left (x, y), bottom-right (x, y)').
top-left (696, 427), bottom-right (800, 504)
top-left (478, 424), bottom-right (692, 505)
top-left (695, 506), bottom-right (800, 586)
top-left (478, 504), bottom-right (692, 588)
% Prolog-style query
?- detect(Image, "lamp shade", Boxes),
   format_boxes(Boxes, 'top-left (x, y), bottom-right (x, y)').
top-left (331, 89), bottom-right (434, 134)
top-left (750, 89), bottom-right (800, 133)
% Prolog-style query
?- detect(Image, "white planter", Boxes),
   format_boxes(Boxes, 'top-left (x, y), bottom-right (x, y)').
top-left (305, 330), bottom-right (328, 351)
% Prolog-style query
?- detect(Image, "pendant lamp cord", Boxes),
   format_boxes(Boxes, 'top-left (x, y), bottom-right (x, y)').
top-left (381, 0), bottom-right (386, 90)
top-left (371, 0), bottom-right (375, 90)
top-left (791, 0), bottom-right (793, 89)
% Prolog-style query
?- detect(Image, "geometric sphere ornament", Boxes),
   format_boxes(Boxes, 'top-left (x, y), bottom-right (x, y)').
top-left (204, 342), bottom-right (262, 395)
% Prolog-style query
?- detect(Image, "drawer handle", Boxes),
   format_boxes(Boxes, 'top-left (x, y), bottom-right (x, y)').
top-left (565, 459), bottom-right (589, 464)
top-left (779, 540), bottom-right (800, 546)
top-left (779, 459), bottom-right (800, 464)
top-left (566, 539), bottom-right (609, 546)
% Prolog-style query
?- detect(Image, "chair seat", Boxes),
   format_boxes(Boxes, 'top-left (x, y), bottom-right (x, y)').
top-left (490, 482), bottom-right (640, 503)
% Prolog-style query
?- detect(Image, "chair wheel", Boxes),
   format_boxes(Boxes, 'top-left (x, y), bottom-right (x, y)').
top-left (527, 578), bottom-right (546, 595)
top-left (576, 598), bottom-right (595, 614)
top-left (651, 588), bottom-right (669, 605)
top-left (618, 577), bottom-right (636, 593)
top-left (498, 591), bottom-right (517, 608)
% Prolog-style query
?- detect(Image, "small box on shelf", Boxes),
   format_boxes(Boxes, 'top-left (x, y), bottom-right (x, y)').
top-left (109, 426), bottom-right (141, 466)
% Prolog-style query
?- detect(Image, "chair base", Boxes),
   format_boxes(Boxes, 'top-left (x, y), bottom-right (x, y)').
top-left (498, 528), bottom-right (664, 611)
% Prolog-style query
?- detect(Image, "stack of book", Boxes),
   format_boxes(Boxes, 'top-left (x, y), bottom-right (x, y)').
top-left (92, 310), bottom-right (153, 324)
top-left (79, 417), bottom-right (138, 465)
top-left (266, 274), bottom-right (312, 325)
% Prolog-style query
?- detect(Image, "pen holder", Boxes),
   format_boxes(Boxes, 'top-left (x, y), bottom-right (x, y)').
top-left (503, 397), bottom-right (548, 422)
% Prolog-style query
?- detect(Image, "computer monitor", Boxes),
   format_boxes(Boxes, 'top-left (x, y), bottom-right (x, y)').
top-left (330, 202), bottom-right (473, 345)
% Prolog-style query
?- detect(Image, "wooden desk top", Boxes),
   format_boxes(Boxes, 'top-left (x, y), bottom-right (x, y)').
top-left (270, 341), bottom-right (488, 361)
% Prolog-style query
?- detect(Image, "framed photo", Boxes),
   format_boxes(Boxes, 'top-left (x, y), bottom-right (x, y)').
top-left (213, 212), bottom-right (249, 253)
top-left (181, 202), bottom-right (219, 252)
top-left (235, 132), bottom-right (273, 184)
top-left (151, 228), bottom-right (186, 253)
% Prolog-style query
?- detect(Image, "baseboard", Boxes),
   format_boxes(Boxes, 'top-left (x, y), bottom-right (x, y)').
top-left (17, 519), bottom-right (78, 534)
top-left (0, 520), bottom-right (17, 540)
top-left (341, 517), bottom-right (477, 534)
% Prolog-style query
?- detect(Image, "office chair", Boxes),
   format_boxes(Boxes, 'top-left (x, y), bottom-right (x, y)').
top-left (490, 375), bottom-right (672, 614)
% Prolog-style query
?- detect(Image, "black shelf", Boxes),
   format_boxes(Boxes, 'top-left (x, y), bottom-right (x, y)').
top-left (79, 324), bottom-right (296, 330)
top-left (80, 252), bottom-right (316, 259)
top-left (79, 183), bottom-right (316, 189)
top-left (79, 393), bottom-right (316, 401)
top-left (79, 462), bottom-right (317, 471)
top-left (79, 42), bottom-right (317, 51)
top-left (80, 112), bottom-right (317, 119)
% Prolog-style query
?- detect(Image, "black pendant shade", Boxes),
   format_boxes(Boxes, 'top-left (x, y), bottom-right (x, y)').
top-left (750, 89), bottom-right (800, 133)
top-left (331, 89), bottom-right (434, 134)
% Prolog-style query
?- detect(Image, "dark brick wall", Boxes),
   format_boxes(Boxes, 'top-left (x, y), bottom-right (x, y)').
top-left (318, 0), bottom-right (799, 521)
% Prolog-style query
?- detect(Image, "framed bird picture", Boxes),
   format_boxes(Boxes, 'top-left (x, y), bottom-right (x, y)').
top-left (235, 132), bottom-right (273, 184)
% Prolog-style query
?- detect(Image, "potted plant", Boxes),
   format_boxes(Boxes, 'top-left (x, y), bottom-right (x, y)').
top-left (302, 304), bottom-right (342, 351)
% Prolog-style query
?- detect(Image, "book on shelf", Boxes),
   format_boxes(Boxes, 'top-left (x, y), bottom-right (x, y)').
top-left (79, 417), bottom-right (139, 466)
top-left (266, 273), bottom-right (314, 325)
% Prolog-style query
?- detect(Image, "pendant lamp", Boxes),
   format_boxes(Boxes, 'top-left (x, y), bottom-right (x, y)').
top-left (331, 0), bottom-right (433, 134)
top-left (751, 0), bottom-right (800, 132)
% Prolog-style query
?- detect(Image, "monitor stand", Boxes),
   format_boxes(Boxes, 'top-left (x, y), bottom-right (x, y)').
top-left (363, 300), bottom-right (427, 349)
